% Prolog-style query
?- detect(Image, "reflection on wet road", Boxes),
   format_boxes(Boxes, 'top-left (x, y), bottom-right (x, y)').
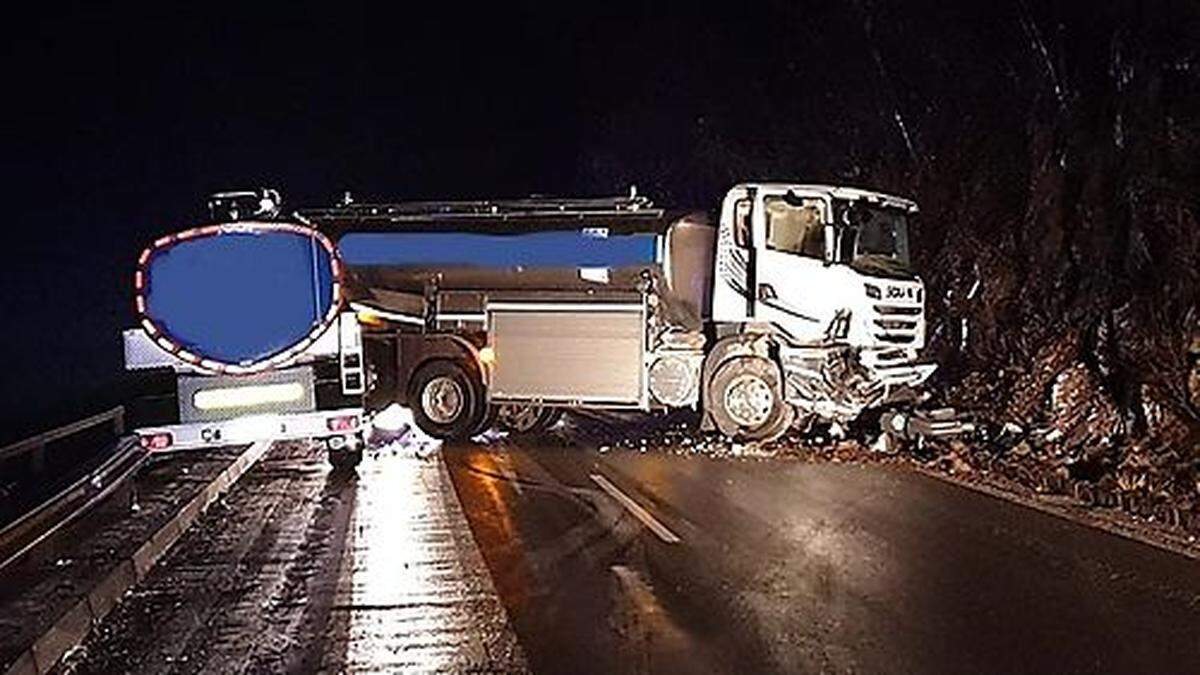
top-left (332, 451), bottom-right (525, 673)
top-left (64, 442), bottom-right (525, 674)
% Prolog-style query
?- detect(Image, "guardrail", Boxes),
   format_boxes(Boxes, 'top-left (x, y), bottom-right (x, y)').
top-left (0, 436), bottom-right (143, 574)
top-left (0, 406), bottom-right (125, 472)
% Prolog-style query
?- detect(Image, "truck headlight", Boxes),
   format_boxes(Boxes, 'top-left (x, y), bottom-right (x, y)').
top-left (648, 355), bottom-right (698, 407)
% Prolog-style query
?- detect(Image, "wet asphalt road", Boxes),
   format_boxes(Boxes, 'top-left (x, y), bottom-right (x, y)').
top-left (54, 421), bottom-right (1200, 674)
top-left (444, 427), bottom-right (1200, 674)
top-left (62, 441), bottom-right (523, 674)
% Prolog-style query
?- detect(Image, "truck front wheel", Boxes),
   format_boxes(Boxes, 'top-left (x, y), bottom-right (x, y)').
top-left (706, 357), bottom-right (793, 442)
top-left (408, 359), bottom-right (486, 441)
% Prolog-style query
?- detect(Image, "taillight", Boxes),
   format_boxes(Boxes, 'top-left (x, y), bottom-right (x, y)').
top-left (327, 415), bottom-right (359, 432)
top-left (139, 432), bottom-right (173, 450)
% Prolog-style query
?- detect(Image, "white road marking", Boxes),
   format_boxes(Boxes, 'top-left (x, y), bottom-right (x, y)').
top-left (590, 473), bottom-right (681, 544)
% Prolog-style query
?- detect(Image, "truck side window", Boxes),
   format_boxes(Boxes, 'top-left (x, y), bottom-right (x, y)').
top-left (733, 199), bottom-right (751, 248)
top-left (765, 197), bottom-right (824, 258)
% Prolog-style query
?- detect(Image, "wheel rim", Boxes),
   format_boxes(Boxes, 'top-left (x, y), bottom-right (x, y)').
top-left (723, 374), bottom-right (774, 428)
top-left (421, 376), bottom-right (464, 424)
top-left (498, 404), bottom-right (540, 432)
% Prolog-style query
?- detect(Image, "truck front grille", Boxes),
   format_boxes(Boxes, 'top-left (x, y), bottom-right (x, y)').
top-left (871, 304), bottom-right (922, 345)
top-left (873, 304), bottom-right (921, 316)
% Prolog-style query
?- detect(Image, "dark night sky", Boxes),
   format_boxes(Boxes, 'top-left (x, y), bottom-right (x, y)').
top-left (0, 1), bottom-right (757, 438)
top-left (1, 1), bottom-right (1191, 441)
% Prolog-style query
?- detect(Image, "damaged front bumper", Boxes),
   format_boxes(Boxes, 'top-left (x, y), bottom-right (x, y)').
top-left (780, 345), bottom-right (940, 422)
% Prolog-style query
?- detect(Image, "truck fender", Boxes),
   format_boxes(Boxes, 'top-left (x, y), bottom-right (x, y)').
top-left (699, 333), bottom-right (778, 429)
top-left (395, 333), bottom-right (486, 399)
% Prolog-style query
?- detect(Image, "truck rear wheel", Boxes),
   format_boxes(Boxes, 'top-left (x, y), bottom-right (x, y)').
top-left (329, 447), bottom-right (363, 470)
top-left (327, 433), bottom-right (364, 470)
top-left (706, 357), bottom-right (793, 442)
top-left (496, 404), bottom-right (562, 434)
top-left (408, 359), bottom-right (486, 441)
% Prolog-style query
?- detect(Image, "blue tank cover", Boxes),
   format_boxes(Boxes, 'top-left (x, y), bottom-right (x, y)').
top-left (338, 230), bottom-right (660, 268)
top-left (135, 223), bottom-right (340, 372)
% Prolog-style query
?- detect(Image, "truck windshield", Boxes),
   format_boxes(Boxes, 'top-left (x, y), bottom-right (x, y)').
top-left (837, 202), bottom-right (913, 278)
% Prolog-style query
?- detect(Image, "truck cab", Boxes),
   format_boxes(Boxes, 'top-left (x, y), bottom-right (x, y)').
top-left (709, 183), bottom-right (936, 424)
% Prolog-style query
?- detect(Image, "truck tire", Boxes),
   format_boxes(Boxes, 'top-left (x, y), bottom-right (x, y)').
top-left (706, 356), bottom-right (793, 442)
top-left (408, 359), bottom-right (486, 441)
top-left (471, 403), bottom-right (499, 437)
top-left (327, 432), bottom-right (364, 470)
top-left (329, 447), bottom-right (363, 470)
top-left (496, 404), bottom-right (562, 434)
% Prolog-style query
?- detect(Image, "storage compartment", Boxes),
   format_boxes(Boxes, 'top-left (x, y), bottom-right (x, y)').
top-left (488, 305), bottom-right (645, 404)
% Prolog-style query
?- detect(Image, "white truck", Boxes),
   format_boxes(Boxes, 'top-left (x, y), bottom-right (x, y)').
top-left (299, 182), bottom-right (945, 443)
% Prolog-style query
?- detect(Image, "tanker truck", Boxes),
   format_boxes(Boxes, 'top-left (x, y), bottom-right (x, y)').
top-left (298, 183), bottom-right (943, 443)
top-left (122, 183), bottom-right (954, 462)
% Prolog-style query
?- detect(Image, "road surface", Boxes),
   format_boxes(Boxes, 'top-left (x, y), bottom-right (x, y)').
top-left (443, 423), bottom-right (1200, 674)
top-left (58, 418), bottom-right (1200, 674)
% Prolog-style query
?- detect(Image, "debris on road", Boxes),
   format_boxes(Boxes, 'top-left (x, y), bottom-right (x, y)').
top-left (569, 370), bottom-right (1200, 551)
top-left (366, 403), bottom-right (443, 460)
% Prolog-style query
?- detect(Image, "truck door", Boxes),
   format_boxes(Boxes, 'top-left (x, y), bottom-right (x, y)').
top-left (750, 192), bottom-right (831, 341)
top-left (712, 188), bottom-right (755, 323)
